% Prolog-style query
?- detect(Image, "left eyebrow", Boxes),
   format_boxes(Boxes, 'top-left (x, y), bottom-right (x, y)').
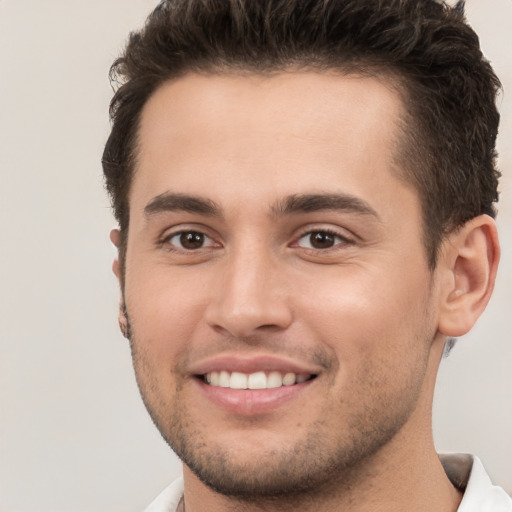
top-left (271, 193), bottom-right (380, 219)
top-left (143, 192), bottom-right (222, 219)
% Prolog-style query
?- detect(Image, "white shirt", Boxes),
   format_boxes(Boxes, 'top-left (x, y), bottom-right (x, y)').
top-left (144, 454), bottom-right (512, 512)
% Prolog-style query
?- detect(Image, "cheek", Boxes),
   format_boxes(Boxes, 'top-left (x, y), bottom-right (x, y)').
top-left (295, 264), bottom-right (433, 366)
top-left (125, 266), bottom-right (209, 361)
top-left (297, 271), bottom-right (434, 424)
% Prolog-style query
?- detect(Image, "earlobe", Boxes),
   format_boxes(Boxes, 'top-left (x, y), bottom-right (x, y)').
top-left (437, 215), bottom-right (500, 337)
top-left (110, 228), bottom-right (129, 338)
top-left (110, 228), bottom-right (121, 247)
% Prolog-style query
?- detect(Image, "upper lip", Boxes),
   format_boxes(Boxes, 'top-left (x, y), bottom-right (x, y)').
top-left (188, 354), bottom-right (324, 376)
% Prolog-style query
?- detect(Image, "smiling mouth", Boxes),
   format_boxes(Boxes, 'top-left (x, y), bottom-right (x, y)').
top-left (201, 371), bottom-right (316, 390)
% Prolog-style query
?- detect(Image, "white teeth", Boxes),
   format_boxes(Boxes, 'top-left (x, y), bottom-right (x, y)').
top-left (247, 371), bottom-right (267, 389)
top-left (209, 372), bottom-right (220, 386)
top-left (296, 374), bottom-right (309, 384)
top-left (204, 371), bottom-right (312, 389)
top-left (219, 371), bottom-right (230, 388)
top-left (230, 372), bottom-right (248, 389)
top-left (282, 372), bottom-right (296, 386)
top-left (266, 371), bottom-right (283, 388)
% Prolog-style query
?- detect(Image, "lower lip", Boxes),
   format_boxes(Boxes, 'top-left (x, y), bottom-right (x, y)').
top-left (195, 378), bottom-right (314, 415)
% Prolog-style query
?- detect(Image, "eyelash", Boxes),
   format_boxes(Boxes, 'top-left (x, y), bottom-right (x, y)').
top-left (159, 227), bottom-right (354, 253)
top-left (160, 230), bottom-right (218, 252)
top-left (294, 228), bottom-right (354, 251)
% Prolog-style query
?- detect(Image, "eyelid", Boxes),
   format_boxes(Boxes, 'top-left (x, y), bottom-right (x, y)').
top-left (158, 224), bottom-right (222, 251)
top-left (169, 232), bottom-right (215, 249)
top-left (292, 225), bottom-right (355, 247)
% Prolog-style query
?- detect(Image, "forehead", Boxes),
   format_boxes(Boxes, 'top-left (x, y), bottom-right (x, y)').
top-left (133, 71), bottom-right (414, 219)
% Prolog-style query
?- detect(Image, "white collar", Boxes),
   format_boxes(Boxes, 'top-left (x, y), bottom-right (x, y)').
top-left (440, 453), bottom-right (512, 511)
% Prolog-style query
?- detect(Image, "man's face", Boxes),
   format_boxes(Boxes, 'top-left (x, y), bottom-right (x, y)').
top-left (119, 72), bottom-right (445, 497)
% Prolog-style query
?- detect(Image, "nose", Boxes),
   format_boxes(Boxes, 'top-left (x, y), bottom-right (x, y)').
top-left (204, 247), bottom-right (293, 338)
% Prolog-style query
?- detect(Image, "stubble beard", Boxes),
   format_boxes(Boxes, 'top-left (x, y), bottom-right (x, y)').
top-left (163, 397), bottom-right (412, 503)
top-left (126, 323), bottom-right (430, 504)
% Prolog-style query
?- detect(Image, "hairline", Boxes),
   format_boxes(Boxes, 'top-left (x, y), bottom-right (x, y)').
top-left (117, 64), bottom-right (440, 275)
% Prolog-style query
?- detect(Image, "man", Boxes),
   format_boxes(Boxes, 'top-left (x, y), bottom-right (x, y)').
top-left (102, 0), bottom-right (511, 510)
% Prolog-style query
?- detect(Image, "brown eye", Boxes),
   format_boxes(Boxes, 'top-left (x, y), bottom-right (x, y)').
top-left (166, 231), bottom-right (214, 250)
top-left (180, 231), bottom-right (205, 249)
top-left (309, 232), bottom-right (335, 248)
top-left (297, 230), bottom-right (348, 250)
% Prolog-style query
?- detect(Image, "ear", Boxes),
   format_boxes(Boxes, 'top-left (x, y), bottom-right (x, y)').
top-left (110, 228), bottom-right (122, 280)
top-left (110, 228), bottom-right (129, 338)
top-left (437, 215), bottom-right (500, 337)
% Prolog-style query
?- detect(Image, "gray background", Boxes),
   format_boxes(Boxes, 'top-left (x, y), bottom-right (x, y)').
top-left (0, 1), bottom-right (510, 510)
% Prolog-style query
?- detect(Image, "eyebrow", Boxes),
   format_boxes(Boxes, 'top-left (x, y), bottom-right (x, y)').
top-left (143, 191), bottom-right (379, 220)
top-left (144, 192), bottom-right (222, 218)
top-left (271, 193), bottom-right (380, 219)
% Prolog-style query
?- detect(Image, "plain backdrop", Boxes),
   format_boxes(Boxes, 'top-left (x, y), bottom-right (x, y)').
top-left (0, 1), bottom-right (510, 511)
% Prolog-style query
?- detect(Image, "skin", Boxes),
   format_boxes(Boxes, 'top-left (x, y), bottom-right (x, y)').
top-left (111, 72), bottom-right (499, 512)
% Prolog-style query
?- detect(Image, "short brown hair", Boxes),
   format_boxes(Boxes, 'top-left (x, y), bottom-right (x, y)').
top-left (102, 0), bottom-right (501, 268)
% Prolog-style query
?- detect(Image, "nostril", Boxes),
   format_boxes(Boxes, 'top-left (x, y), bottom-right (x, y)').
top-left (203, 287), bottom-right (293, 339)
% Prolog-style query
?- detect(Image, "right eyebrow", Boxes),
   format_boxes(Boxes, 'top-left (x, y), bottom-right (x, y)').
top-left (143, 192), bottom-right (222, 218)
